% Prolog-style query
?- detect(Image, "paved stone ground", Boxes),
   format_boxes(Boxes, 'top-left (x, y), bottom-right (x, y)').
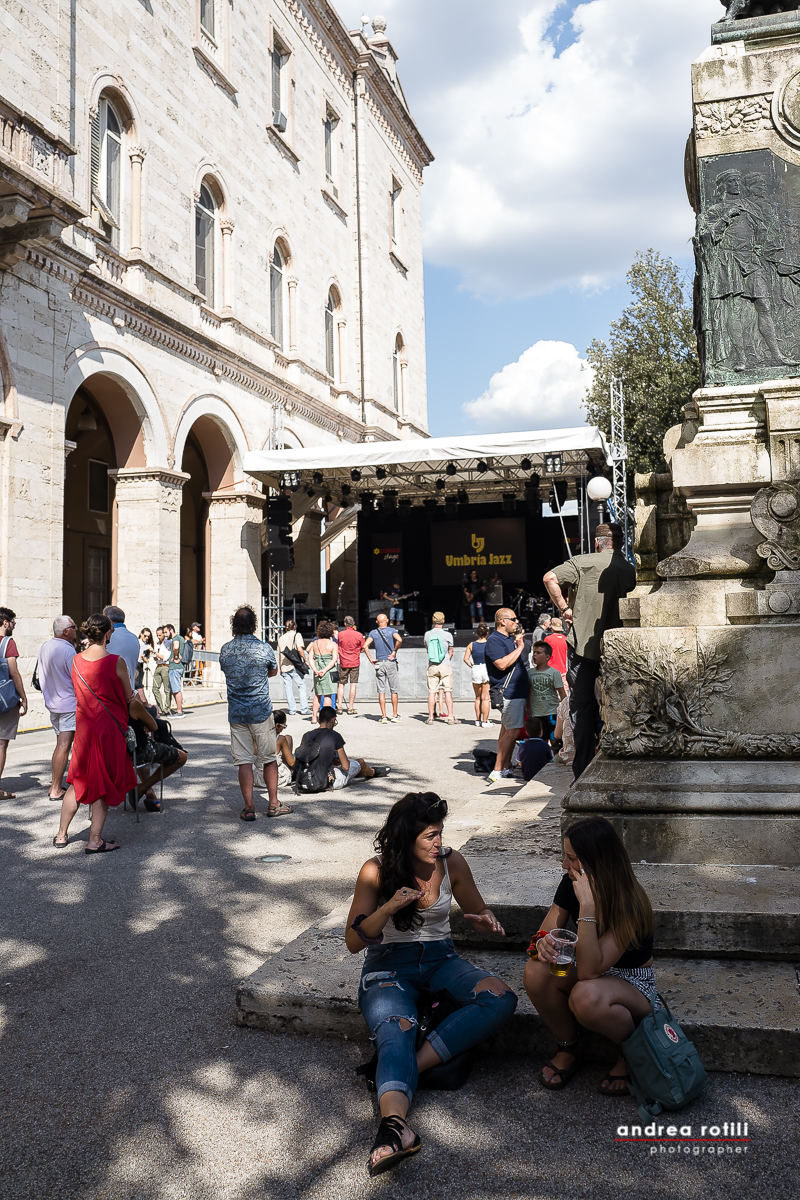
top-left (0, 703), bottom-right (796, 1200)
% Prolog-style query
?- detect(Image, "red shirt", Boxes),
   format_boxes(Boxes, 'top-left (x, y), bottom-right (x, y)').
top-left (1, 637), bottom-right (18, 658)
top-left (544, 632), bottom-right (567, 677)
top-left (337, 627), bottom-right (365, 669)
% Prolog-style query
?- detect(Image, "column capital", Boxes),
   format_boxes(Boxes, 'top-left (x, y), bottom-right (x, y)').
top-left (203, 488), bottom-right (265, 511)
top-left (109, 467), bottom-right (191, 487)
top-left (129, 145), bottom-right (147, 164)
top-left (219, 217), bottom-right (235, 235)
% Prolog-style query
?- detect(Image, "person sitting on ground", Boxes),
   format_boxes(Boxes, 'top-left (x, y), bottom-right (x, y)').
top-left (524, 816), bottom-right (657, 1096)
top-left (463, 621), bottom-right (490, 727)
top-left (346, 792), bottom-right (517, 1176)
top-left (294, 705), bottom-right (389, 792)
top-left (553, 695), bottom-right (575, 767)
top-left (272, 709), bottom-right (296, 788)
top-left (527, 641), bottom-right (566, 744)
top-left (518, 716), bottom-right (553, 782)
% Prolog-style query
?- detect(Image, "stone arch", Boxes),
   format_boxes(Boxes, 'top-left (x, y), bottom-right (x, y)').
top-left (87, 69), bottom-right (143, 138)
top-left (64, 344), bottom-right (167, 466)
top-left (193, 161), bottom-right (230, 211)
top-left (172, 394), bottom-right (248, 491)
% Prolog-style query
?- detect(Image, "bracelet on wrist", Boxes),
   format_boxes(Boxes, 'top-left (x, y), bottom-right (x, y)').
top-left (527, 930), bottom-right (549, 957)
top-left (350, 914), bottom-right (384, 946)
top-left (577, 916), bottom-right (597, 924)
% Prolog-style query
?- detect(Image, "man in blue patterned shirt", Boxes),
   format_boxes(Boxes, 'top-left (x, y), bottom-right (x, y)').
top-left (219, 605), bottom-right (290, 821)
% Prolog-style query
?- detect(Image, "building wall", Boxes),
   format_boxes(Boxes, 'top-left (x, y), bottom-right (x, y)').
top-left (0, 1), bottom-right (431, 720)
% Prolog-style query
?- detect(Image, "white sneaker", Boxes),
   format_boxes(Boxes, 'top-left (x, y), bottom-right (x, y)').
top-left (481, 721), bottom-right (492, 727)
top-left (486, 770), bottom-right (500, 784)
top-left (474, 720), bottom-right (481, 727)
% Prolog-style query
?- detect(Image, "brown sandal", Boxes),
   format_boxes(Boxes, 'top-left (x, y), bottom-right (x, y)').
top-left (267, 803), bottom-right (293, 818)
top-left (598, 1069), bottom-right (630, 1096)
top-left (539, 1055), bottom-right (581, 1090)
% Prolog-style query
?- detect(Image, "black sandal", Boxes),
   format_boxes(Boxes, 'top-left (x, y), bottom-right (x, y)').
top-left (239, 808), bottom-right (256, 822)
top-left (367, 1115), bottom-right (421, 1177)
top-left (598, 1069), bottom-right (631, 1096)
top-left (143, 796), bottom-right (161, 813)
top-left (538, 1037), bottom-right (581, 1091)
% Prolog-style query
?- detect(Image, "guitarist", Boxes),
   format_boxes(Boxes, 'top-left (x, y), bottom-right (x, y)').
top-left (462, 569), bottom-right (486, 624)
top-left (380, 581), bottom-right (416, 627)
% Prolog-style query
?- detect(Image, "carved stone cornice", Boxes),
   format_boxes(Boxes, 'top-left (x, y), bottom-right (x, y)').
top-left (109, 467), bottom-right (191, 487)
top-left (0, 99), bottom-right (85, 226)
top-left (203, 488), bottom-right (265, 510)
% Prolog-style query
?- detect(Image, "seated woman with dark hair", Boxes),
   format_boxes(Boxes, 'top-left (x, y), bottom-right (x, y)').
top-left (346, 792), bottom-right (517, 1177)
top-left (524, 815), bottom-right (657, 1096)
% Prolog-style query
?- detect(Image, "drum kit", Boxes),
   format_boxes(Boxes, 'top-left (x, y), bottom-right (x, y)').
top-left (510, 588), bottom-right (547, 628)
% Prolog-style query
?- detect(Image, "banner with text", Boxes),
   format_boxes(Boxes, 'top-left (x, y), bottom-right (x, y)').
top-left (372, 533), bottom-right (403, 595)
top-left (430, 519), bottom-right (527, 585)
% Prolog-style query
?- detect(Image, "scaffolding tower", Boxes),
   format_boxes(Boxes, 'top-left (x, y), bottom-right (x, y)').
top-left (609, 377), bottom-right (631, 557)
top-left (263, 402), bottom-right (285, 643)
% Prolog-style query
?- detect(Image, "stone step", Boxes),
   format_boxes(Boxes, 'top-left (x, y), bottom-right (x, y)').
top-left (236, 908), bottom-right (800, 1077)
top-left (450, 855), bottom-right (800, 960)
top-left (456, 762), bottom-right (800, 960)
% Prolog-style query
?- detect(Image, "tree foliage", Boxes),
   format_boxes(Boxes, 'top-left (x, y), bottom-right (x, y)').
top-left (583, 249), bottom-right (701, 475)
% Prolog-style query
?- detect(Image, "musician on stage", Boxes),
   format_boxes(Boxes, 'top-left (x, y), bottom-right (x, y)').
top-left (381, 582), bottom-right (410, 628)
top-left (462, 569), bottom-right (486, 625)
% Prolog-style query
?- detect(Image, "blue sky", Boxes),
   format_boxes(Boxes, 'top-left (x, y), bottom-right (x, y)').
top-left (339, 1), bottom-right (718, 435)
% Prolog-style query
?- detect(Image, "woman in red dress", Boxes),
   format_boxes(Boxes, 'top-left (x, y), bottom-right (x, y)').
top-left (53, 613), bottom-right (139, 854)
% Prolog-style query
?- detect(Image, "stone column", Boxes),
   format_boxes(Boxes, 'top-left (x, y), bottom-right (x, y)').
top-left (220, 217), bottom-right (235, 315)
top-left (337, 317), bottom-right (346, 384)
top-left (287, 277), bottom-right (298, 352)
top-left (128, 146), bottom-right (146, 256)
top-left (399, 360), bottom-right (408, 417)
top-left (203, 490), bottom-right (265, 651)
top-left (109, 467), bottom-right (189, 635)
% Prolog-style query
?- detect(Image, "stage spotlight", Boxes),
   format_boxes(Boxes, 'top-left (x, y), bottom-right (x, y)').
top-left (341, 483), bottom-right (352, 498)
top-left (502, 492), bottom-right (518, 514)
top-left (520, 457), bottom-right (532, 471)
top-left (351, 468), bottom-right (361, 482)
top-left (456, 489), bottom-right (469, 506)
top-left (312, 471), bottom-right (324, 485)
top-left (435, 478), bottom-right (445, 490)
top-left (476, 460), bottom-right (488, 473)
top-left (445, 463), bottom-right (457, 476)
top-left (376, 466), bottom-right (387, 480)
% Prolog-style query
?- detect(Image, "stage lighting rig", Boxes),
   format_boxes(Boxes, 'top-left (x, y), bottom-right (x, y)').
top-left (520, 458), bottom-right (532, 471)
top-left (445, 463), bottom-right (457, 476)
top-left (312, 471), bottom-right (324, 485)
top-left (351, 468), bottom-right (361, 482)
top-left (456, 489), bottom-right (469, 506)
top-left (476, 460), bottom-right (488, 473)
top-left (376, 466), bottom-right (387, 480)
top-left (435, 478), bottom-right (445, 490)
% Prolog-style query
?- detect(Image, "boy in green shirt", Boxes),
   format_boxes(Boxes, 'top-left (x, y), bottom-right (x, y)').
top-left (527, 641), bottom-right (566, 743)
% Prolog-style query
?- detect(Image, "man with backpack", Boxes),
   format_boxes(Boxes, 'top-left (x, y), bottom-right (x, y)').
top-left (166, 623), bottom-right (186, 719)
top-left (424, 612), bottom-right (457, 725)
top-left (294, 706), bottom-right (389, 792)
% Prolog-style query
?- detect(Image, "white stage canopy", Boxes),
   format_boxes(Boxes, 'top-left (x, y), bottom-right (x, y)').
top-left (244, 427), bottom-right (610, 504)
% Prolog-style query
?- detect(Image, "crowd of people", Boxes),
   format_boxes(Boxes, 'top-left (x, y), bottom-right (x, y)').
top-left (0, 517), bottom-right (651, 1176)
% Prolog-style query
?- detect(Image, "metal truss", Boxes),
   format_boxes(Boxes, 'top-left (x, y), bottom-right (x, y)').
top-left (264, 402), bottom-right (286, 643)
top-left (608, 377), bottom-right (631, 556)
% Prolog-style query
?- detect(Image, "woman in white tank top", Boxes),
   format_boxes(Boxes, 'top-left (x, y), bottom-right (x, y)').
top-left (345, 791), bottom-right (518, 1178)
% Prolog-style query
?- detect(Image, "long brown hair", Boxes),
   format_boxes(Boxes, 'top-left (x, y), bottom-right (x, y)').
top-left (565, 817), bottom-right (653, 951)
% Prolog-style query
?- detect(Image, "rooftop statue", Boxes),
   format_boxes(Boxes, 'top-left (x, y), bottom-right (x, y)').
top-left (720, 1), bottom-right (800, 19)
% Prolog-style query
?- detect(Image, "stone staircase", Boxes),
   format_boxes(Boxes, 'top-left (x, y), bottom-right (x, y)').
top-left (236, 763), bottom-right (800, 1076)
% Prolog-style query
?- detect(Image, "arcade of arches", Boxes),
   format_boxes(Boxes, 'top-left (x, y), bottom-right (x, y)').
top-left (62, 377), bottom-right (263, 649)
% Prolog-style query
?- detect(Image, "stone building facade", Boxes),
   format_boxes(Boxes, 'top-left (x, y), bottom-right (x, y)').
top-left (0, 1), bottom-right (431, 710)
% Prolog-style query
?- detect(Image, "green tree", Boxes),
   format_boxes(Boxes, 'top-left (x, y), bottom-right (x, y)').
top-left (583, 249), bottom-right (700, 475)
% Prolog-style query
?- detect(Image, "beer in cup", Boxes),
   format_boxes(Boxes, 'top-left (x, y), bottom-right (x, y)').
top-left (548, 928), bottom-right (578, 977)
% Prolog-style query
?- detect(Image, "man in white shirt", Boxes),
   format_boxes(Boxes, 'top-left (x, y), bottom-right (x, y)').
top-left (152, 628), bottom-right (172, 716)
top-left (36, 615), bottom-right (78, 800)
top-left (276, 619), bottom-right (310, 716)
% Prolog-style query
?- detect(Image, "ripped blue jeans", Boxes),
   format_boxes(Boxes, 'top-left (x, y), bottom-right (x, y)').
top-left (358, 939), bottom-right (517, 1102)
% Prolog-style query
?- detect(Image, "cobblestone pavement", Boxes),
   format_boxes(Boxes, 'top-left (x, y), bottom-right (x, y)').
top-left (0, 703), bottom-right (795, 1199)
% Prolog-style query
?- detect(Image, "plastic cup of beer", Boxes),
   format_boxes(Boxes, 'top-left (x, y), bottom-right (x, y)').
top-left (549, 928), bottom-right (578, 977)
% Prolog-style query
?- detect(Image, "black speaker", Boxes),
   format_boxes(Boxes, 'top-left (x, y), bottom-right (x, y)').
top-left (269, 546), bottom-right (295, 571)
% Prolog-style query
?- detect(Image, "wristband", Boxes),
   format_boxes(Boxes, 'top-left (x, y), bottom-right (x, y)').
top-left (526, 930), bottom-right (549, 958)
top-left (350, 914), bottom-right (384, 946)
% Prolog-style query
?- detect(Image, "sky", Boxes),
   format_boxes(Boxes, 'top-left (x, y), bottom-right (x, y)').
top-left (338, 0), bottom-right (721, 435)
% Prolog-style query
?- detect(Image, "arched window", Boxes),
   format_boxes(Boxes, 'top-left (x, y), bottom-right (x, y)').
top-left (270, 245), bottom-right (284, 348)
top-left (325, 290), bottom-right (336, 378)
top-left (195, 182), bottom-right (216, 304)
top-left (91, 95), bottom-right (123, 248)
top-left (392, 334), bottom-right (404, 412)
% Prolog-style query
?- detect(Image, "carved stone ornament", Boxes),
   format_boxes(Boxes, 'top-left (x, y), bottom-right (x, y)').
top-left (772, 70), bottom-right (800, 151)
top-left (600, 641), bottom-right (800, 758)
top-left (751, 477), bottom-right (800, 569)
top-left (695, 95), bottom-right (772, 140)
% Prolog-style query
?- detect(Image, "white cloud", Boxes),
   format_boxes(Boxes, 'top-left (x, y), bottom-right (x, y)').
top-left (462, 340), bottom-right (593, 431)
top-left (338, 0), bottom-right (720, 297)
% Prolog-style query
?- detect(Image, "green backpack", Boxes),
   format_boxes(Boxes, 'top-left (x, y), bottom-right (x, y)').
top-left (621, 993), bottom-right (707, 1121)
top-left (427, 631), bottom-right (447, 665)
